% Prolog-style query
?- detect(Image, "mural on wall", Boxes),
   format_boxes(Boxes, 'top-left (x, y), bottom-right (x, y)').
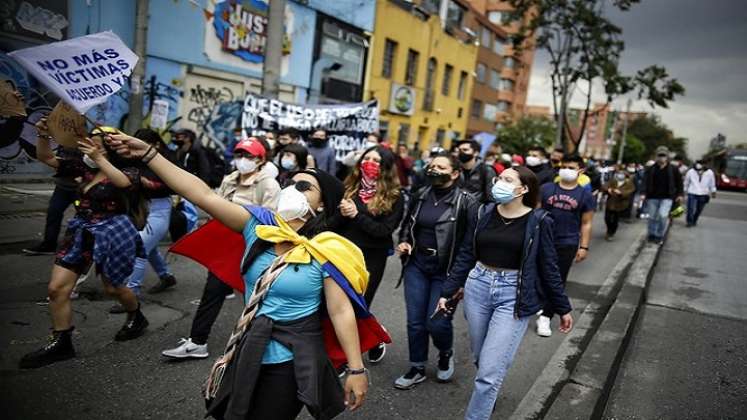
top-left (0, 52), bottom-right (56, 175)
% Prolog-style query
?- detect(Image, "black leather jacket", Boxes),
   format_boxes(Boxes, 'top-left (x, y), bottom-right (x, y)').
top-left (397, 185), bottom-right (478, 284)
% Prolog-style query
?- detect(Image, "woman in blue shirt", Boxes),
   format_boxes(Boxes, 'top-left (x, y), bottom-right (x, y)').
top-left (109, 133), bottom-right (369, 419)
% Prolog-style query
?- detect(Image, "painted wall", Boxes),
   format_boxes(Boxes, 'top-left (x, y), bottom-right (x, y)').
top-left (306, 0), bottom-right (375, 32)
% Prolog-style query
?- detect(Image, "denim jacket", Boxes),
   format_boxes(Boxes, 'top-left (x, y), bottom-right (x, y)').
top-left (443, 203), bottom-right (572, 318)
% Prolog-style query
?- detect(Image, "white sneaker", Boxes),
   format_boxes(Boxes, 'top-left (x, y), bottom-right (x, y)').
top-left (536, 315), bottom-right (552, 337)
top-left (436, 350), bottom-right (455, 382)
top-left (225, 293), bottom-right (236, 300)
top-left (161, 338), bottom-right (209, 359)
top-left (394, 367), bottom-right (426, 390)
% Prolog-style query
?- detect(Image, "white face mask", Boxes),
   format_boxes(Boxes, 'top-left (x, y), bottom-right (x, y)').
top-left (525, 156), bottom-right (542, 167)
top-left (559, 168), bottom-right (579, 182)
top-left (695, 163), bottom-right (703, 170)
top-left (235, 158), bottom-right (258, 175)
top-left (276, 185), bottom-right (312, 222)
top-left (615, 173), bottom-right (626, 182)
top-left (83, 154), bottom-right (99, 169)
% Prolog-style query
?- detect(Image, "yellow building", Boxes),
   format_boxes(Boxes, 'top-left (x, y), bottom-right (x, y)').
top-left (365, 0), bottom-right (478, 151)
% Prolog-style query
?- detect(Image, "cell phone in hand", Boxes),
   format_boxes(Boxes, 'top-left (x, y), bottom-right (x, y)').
top-left (430, 296), bottom-right (459, 320)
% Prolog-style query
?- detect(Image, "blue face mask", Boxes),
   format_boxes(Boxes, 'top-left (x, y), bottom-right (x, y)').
top-left (491, 180), bottom-right (522, 204)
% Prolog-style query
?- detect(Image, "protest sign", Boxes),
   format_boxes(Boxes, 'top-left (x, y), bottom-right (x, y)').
top-left (241, 93), bottom-right (379, 161)
top-left (0, 80), bottom-right (27, 117)
top-left (47, 101), bottom-right (86, 148)
top-left (150, 99), bottom-right (169, 130)
top-left (8, 31), bottom-right (138, 114)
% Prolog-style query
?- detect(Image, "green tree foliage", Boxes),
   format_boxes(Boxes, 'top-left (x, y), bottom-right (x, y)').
top-left (508, 0), bottom-right (685, 153)
top-left (497, 116), bottom-right (557, 155)
top-left (626, 115), bottom-right (688, 160)
top-left (611, 134), bottom-right (646, 163)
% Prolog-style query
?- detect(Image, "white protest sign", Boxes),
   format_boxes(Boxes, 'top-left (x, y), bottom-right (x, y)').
top-left (8, 31), bottom-right (138, 114)
top-left (150, 99), bottom-right (169, 130)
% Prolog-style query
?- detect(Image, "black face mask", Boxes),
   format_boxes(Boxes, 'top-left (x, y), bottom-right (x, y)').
top-left (458, 152), bottom-right (474, 163)
top-left (172, 140), bottom-right (185, 147)
top-left (551, 158), bottom-right (560, 166)
top-left (309, 138), bottom-right (325, 147)
top-left (426, 169), bottom-right (452, 187)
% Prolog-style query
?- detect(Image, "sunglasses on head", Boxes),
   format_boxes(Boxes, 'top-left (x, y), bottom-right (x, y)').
top-left (285, 179), bottom-right (318, 192)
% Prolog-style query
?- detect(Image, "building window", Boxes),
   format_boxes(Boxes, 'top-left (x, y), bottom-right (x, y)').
top-left (497, 101), bottom-right (510, 112)
top-left (476, 63), bottom-right (486, 83)
top-left (492, 37), bottom-right (504, 55)
top-left (398, 123), bottom-right (410, 145)
top-left (504, 56), bottom-right (516, 69)
top-left (382, 39), bottom-right (397, 78)
top-left (480, 26), bottom-right (492, 49)
top-left (457, 107), bottom-right (463, 118)
top-left (424, 57), bottom-right (437, 111)
top-left (500, 78), bottom-right (515, 91)
top-left (436, 128), bottom-right (446, 146)
top-left (457, 70), bottom-right (468, 100)
top-left (422, 0), bottom-right (440, 14)
top-left (471, 99), bottom-right (482, 118)
top-left (483, 103), bottom-right (498, 121)
top-left (445, 1), bottom-right (465, 27)
top-left (379, 120), bottom-right (390, 141)
top-left (489, 69), bottom-right (500, 90)
top-left (405, 49), bottom-right (419, 86)
top-left (442, 64), bottom-right (453, 96)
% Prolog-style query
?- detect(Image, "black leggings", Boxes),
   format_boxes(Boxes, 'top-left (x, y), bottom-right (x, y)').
top-left (190, 272), bottom-right (234, 345)
top-left (361, 247), bottom-right (389, 308)
top-left (245, 361), bottom-right (304, 419)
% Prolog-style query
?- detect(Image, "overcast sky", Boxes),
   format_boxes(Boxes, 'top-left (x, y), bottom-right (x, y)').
top-left (526, 0), bottom-right (747, 159)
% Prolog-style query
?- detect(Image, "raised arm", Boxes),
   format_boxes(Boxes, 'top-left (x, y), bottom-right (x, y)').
top-left (108, 133), bottom-right (249, 232)
top-left (78, 137), bottom-right (132, 188)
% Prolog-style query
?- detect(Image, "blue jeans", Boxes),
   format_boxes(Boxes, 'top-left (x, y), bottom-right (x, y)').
top-left (463, 264), bottom-right (529, 420)
top-left (686, 194), bottom-right (708, 226)
top-left (646, 198), bottom-right (672, 239)
top-left (126, 197), bottom-right (173, 295)
top-left (403, 258), bottom-right (453, 366)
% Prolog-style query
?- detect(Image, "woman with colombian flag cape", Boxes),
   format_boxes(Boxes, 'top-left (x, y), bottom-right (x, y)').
top-left (108, 133), bottom-right (390, 420)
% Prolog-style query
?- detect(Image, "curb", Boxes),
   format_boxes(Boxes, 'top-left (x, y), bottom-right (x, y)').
top-left (508, 228), bottom-right (648, 420)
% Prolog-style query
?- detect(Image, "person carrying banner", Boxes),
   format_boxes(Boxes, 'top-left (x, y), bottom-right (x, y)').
top-left (108, 132), bottom-right (381, 419)
top-left (20, 126), bottom-right (148, 369)
top-left (161, 137), bottom-right (281, 360)
top-left (338, 145), bottom-right (405, 363)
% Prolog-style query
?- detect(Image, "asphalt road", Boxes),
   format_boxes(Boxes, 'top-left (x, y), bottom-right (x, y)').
top-left (603, 191), bottom-right (747, 420)
top-left (0, 207), bottom-right (644, 420)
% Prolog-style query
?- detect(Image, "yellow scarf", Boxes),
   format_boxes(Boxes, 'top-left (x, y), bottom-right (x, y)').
top-left (254, 215), bottom-right (369, 294)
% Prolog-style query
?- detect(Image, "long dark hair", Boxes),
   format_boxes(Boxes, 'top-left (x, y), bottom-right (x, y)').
top-left (294, 169), bottom-right (344, 238)
top-left (512, 166), bottom-right (540, 208)
top-left (343, 145), bottom-right (401, 215)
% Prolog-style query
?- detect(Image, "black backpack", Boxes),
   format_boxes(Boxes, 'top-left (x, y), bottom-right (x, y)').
top-left (203, 146), bottom-right (227, 188)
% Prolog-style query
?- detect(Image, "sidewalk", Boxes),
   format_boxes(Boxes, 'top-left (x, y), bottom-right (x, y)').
top-left (603, 201), bottom-right (747, 419)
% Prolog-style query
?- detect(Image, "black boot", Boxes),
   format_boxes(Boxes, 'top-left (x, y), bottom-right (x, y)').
top-left (147, 274), bottom-right (176, 294)
top-left (114, 306), bottom-right (149, 341)
top-left (19, 327), bottom-right (76, 369)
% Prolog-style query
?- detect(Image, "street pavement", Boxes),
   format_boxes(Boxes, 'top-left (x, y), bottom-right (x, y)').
top-left (0, 189), bottom-right (645, 420)
top-left (603, 191), bottom-right (747, 420)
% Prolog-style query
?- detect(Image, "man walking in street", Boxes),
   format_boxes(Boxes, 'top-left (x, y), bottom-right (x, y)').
top-left (602, 165), bottom-right (636, 240)
top-left (539, 155), bottom-right (595, 337)
top-left (306, 129), bottom-right (337, 175)
top-left (456, 139), bottom-right (496, 203)
top-left (173, 129), bottom-right (212, 183)
top-left (684, 160), bottom-right (716, 227)
top-left (641, 146), bottom-right (683, 243)
top-left (526, 146), bottom-right (555, 186)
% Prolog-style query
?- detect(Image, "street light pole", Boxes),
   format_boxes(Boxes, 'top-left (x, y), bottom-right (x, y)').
top-left (616, 98), bottom-right (632, 165)
top-left (262, 0), bottom-right (286, 99)
top-left (125, 0), bottom-right (149, 134)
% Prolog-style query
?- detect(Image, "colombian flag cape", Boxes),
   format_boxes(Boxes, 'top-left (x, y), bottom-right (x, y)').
top-left (170, 206), bottom-right (391, 367)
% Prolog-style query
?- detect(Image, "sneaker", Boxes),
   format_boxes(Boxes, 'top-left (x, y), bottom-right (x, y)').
top-left (19, 328), bottom-right (76, 369)
top-left (161, 338), bottom-right (209, 359)
top-left (114, 309), bottom-right (149, 341)
top-left (536, 315), bottom-right (552, 337)
top-left (22, 243), bottom-right (56, 256)
top-left (368, 343), bottom-right (386, 364)
top-left (225, 293), bottom-right (236, 300)
top-left (437, 350), bottom-right (455, 382)
top-left (109, 303), bottom-right (127, 314)
top-left (394, 366), bottom-right (426, 390)
top-left (148, 274), bottom-right (176, 294)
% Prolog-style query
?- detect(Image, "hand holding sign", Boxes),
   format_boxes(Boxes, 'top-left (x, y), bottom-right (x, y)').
top-left (47, 101), bottom-right (87, 148)
top-left (0, 81), bottom-right (27, 117)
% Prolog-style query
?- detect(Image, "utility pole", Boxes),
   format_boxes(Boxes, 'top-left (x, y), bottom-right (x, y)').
top-left (125, 0), bottom-right (149, 134)
top-left (262, 0), bottom-right (286, 99)
top-left (616, 98), bottom-right (632, 164)
top-left (555, 36), bottom-right (572, 151)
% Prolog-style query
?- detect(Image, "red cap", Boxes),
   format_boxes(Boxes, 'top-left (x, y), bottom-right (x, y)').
top-left (234, 137), bottom-right (265, 158)
top-left (511, 154), bottom-right (524, 165)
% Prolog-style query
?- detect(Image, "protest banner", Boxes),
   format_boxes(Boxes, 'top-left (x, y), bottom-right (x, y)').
top-left (47, 101), bottom-right (86, 148)
top-left (241, 93), bottom-right (379, 162)
top-left (0, 80), bottom-right (27, 117)
top-left (8, 31), bottom-right (138, 114)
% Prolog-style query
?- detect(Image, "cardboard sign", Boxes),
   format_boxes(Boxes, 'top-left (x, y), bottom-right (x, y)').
top-left (8, 31), bottom-right (138, 114)
top-left (0, 81), bottom-right (27, 117)
top-left (47, 101), bottom-right (86, 148)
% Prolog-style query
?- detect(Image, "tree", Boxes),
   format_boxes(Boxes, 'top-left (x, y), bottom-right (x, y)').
top-left (497, 115), bottom-right (557, 155)
top-left (508, 0), bottom-right (685, 153)
top-left (610, 134), bottom-right (646, 163)
top-left (626, 115), bottom-right (688, 160)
